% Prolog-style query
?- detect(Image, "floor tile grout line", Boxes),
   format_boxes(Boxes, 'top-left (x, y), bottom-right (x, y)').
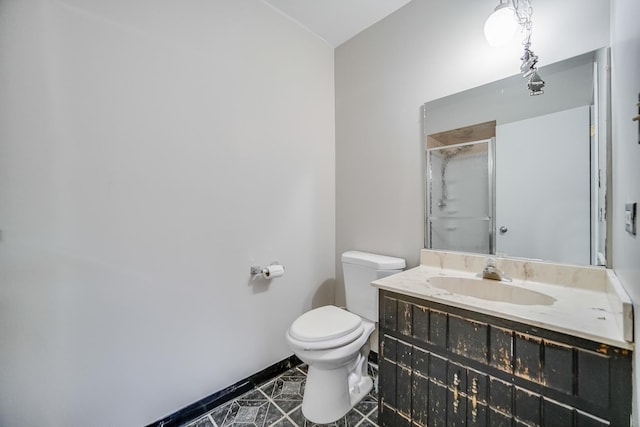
top-left (363, 406), bottom-right (377, 418)
top-left (208, 386), bottom-right (276, 427)
top-left (283, 413), bottom-right (301, 427)
top-left (363, 416), bottom-right (377, 427)
top-left (285, 404), bottom-right (302, 416)
top-left (269, 415), bottom-right (287, 427)
top-left (353, 417), bottom-right (367, 427)
top-left (207, 412), bottom-right (219, 427)
top-left (260, 373), bottom-right (305, 419)
top-left (258, 381), bottom-right (301, 425)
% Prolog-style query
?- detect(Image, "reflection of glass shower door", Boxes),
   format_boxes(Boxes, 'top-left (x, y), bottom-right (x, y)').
top-left (426, 139), bottom-right (494, 254)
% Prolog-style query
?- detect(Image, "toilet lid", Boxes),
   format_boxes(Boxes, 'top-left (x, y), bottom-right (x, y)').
top-left (289, 305), bottom-right (362, 342)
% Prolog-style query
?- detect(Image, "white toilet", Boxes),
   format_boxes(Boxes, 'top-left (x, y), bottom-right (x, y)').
top-left (286, 251), bottom-right (406, 424)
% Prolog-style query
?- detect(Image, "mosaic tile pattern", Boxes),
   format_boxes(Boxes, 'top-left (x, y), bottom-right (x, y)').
top-left (183, 364), bottom-right (379, 427)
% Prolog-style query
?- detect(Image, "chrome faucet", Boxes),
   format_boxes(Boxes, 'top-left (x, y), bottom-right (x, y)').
top-left (480, 257), bottom-right (511, 282)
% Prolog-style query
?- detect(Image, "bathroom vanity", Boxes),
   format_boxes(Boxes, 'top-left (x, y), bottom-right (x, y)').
top-left (372, 250), bottom-right (634, 427)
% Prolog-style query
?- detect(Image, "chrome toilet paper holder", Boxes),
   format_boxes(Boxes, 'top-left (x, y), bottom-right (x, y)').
top-left (250, 262), bottom-right (284, 277)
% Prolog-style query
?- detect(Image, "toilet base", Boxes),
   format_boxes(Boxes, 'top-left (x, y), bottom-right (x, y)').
top-left (301, 361), bottom-right (373, 424)
top-left (287, 311), bottom-right (377, 424)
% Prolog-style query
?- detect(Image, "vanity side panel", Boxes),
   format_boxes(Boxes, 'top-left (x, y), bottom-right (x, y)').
top-left (412, 346), bottom-right (430, 377)
top-left (397, 340), bottom-right (413, 369)
top-left (381, 334), bottom-right (397, 362)
top-left (380, 335), bottom-right (397, 409)
top-left (397, 365), bottom-right (412, 419)
top-left (603, 346), bottom-right (632, 426)
top-left (577, 349), bottom-right (610, 409)
top-left (382, 295), bottom-right (398, 332)
top-left (396, 339), bottom-right (413, 419)
top-left (379, 406), bottom-right (394, 427)
top-left (397, 300), bottom-right (413, 337)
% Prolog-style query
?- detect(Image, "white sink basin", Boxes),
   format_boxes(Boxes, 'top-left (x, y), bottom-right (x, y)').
top-left (427, 276), bottom-right (556, 306)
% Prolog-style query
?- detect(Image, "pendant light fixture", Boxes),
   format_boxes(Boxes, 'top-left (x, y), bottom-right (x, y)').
top-left (484, 0), bottom-right (545, 95)
top-left (484, 1), bottom-right (518, 47)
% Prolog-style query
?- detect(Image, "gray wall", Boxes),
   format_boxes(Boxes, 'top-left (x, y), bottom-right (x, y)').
top-left (0, 0), bottom-right (335, 425)
top-left (335, 0), bottom-right (610, 304)
top-left (336, 0), bottom-right (640, 419)
top-left (610, 0), bottom-right (640, 422)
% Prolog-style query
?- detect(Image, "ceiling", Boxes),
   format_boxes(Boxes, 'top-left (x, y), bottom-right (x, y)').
top-left (262, 0), bottom-right (414, 47)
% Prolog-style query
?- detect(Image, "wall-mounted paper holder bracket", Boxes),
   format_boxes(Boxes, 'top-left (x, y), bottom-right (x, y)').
top-left (250, 262), bottom-right (283, 276)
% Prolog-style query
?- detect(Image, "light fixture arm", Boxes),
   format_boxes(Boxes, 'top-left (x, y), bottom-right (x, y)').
top-left (511, 0), bottom-right (534, 47)
top-left (510, 0), bottom-right (544, 95)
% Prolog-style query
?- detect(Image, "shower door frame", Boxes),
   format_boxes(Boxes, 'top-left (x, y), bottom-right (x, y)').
top-left (424, 138), bottom-right (496, 254)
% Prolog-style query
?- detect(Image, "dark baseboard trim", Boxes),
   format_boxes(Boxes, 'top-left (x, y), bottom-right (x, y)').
top-left (368, 350), bottom-right (378, 365)
top-left (146, 355), bottom-right (302, 427)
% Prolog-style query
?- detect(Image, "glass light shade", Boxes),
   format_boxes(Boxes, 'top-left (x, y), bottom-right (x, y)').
top-left (484, 3), bottom-right (518, 47)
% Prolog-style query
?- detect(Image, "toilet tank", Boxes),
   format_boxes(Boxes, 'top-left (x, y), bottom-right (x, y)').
top-left (342, 251), bottom-right (406, 321)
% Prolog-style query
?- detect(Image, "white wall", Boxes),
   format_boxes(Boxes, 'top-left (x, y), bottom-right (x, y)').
top-left (610, 0), bottom-right (640, 423)
top-left (334, 0), bottom-right (610, 304)
top-left (0, 0), bottom-right (335, 426)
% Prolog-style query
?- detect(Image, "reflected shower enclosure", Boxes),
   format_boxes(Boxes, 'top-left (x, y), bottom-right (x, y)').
top-left (426, 138), bottom-right (495, 254)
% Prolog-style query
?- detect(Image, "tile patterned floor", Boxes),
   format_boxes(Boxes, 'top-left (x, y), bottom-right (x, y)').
top-left (183, 364), bottom-right (379, 427)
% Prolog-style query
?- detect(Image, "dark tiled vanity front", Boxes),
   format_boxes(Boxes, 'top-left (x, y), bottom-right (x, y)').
top-left (378, 290), bottom-right (632, 427)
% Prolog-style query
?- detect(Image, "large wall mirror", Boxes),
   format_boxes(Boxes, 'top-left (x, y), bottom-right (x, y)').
top-left (424, 48), bottom-right (611, 267)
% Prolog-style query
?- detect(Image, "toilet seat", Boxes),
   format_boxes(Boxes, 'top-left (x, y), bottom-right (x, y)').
top-left (288, 305), bottom-right (364, 350)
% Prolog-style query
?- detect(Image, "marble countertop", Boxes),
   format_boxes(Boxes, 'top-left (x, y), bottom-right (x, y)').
top-left (372, 250), bottom-right (634, 350)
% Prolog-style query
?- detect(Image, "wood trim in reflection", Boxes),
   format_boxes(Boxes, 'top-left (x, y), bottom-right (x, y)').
top-left (427, 120), bottom-right (496, 148)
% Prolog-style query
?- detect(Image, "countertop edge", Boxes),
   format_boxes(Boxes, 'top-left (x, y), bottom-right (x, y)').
top-left (607, 269), bottom-right (635, 343)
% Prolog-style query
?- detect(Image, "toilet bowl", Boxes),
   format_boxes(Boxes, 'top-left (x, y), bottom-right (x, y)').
top-left (286, 251), bottom-right (406, 424)
top-left (286, 305), bottom-right (375, 423)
